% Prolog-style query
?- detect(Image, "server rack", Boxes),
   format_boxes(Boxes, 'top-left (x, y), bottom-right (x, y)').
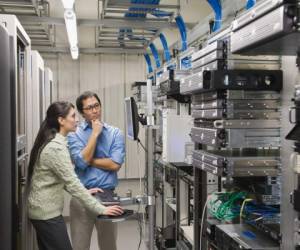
top-left (0, 23), bottom-right (14, 250)
top-left (0, 14), bottom-right (32, 250)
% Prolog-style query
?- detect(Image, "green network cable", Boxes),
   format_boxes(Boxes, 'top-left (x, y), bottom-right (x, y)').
top-left (208, 191), bottom-right (247, 222)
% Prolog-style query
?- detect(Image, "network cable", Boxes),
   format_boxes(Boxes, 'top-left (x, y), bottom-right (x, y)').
top-left (240, 199), bottom-right (253, 223)
top-left (200, 191), bottom-right (218, 250)
top-left (137, 138), bottom-right (147, 153)
top-left (136, 141), bottom-right (146, 250)
top-left (200, 198), bottom-right (209, 250)
top-left (208, 191), bottom-right (247, 222)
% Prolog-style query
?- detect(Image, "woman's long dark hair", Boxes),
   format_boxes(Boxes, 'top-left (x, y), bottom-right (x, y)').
top-left (27, 101), bottom-right (74, 188)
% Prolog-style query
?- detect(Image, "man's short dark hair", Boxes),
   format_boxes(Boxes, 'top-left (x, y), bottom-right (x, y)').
top-left (76, 91), bottom-right (102, 114)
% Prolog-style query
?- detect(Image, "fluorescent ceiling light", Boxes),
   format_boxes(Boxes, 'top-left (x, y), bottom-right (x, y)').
top-left (61, 0), bottom-right (79, 60)
top-left (64, 10), bottom-right (78, 48)
top-left (61, 0), bottom-right (75, 9)
top-left (70, 46), bottom-right (79, 60)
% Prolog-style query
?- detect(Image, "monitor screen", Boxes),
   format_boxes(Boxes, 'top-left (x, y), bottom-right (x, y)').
top-left (125, 97), bottom-right (139, 141)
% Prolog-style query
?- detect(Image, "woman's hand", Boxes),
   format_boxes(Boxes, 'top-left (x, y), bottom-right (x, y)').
top-left (103, 206), bottom-right (124, 216)
top-left (88, 188), bottom-right (103, 195)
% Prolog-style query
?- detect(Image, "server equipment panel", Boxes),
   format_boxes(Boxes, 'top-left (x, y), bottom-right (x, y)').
top-left (231, 4), bottom-right (300, 55)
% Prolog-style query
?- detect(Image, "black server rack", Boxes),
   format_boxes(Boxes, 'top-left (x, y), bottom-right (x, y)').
top-left (0, 24), bottom-right (14, 250)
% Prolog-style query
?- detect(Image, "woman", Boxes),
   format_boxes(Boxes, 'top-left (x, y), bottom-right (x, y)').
top-left (27, 101), bottom-right (123, 250)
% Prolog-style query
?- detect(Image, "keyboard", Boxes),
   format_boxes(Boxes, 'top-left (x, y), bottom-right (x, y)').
top-left (97, 209), bottom-right (134, 222)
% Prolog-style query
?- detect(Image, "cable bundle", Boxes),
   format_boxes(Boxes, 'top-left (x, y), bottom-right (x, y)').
top-left (208, 192), bottom-right (247, 222)
top-left (242, 202), bottom-right (280, 224)
top-left (208, 192), bottom-right (280, 224)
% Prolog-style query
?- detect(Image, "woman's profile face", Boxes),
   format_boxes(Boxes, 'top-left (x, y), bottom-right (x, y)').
top-left (59, 107), bottom-right (78, 133)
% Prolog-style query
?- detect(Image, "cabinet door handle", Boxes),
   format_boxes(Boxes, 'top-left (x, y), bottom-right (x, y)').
top-left (289, 107), bottom-right (296, 124)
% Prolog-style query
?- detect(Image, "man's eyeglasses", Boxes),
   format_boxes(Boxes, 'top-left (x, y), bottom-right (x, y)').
top-left (83, 103), bottom-right (101, 112)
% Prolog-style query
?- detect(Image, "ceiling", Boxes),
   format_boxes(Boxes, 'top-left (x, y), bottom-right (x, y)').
top-left (0, 0), bottom-right (212, 54)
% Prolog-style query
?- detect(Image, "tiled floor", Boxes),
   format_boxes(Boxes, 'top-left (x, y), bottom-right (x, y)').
top-left (67, 219), bottom-right (148, 250)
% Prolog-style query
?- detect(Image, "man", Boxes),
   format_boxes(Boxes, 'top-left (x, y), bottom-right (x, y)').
top-left (68, 91), bottom-right (125, 250)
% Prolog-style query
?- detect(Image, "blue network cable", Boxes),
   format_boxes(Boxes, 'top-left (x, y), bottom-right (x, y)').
top-left (144, 53), bottom-right (153, 74)
top-left (181, 57), bottom-right (191, 69)
top-left (117, 0), bottom-right (172, 71)
top-left (149, 43), bottom-right (161, 68)
top-left (159, 33), bottom-right (171, 62)
top-left (175, 15), bottom-right (188, 51)
top-left (207, 0), bottom-right (222, 32)
top-left (246, 0), bottom-right (256, 10)
top-left (119, 0), bottom-right (171, 42)
top-left (174, 15), bottom-right (191, 69)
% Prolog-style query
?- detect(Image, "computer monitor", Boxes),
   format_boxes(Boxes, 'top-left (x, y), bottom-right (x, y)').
top-left (125, 97), bottom-right (140, 141)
